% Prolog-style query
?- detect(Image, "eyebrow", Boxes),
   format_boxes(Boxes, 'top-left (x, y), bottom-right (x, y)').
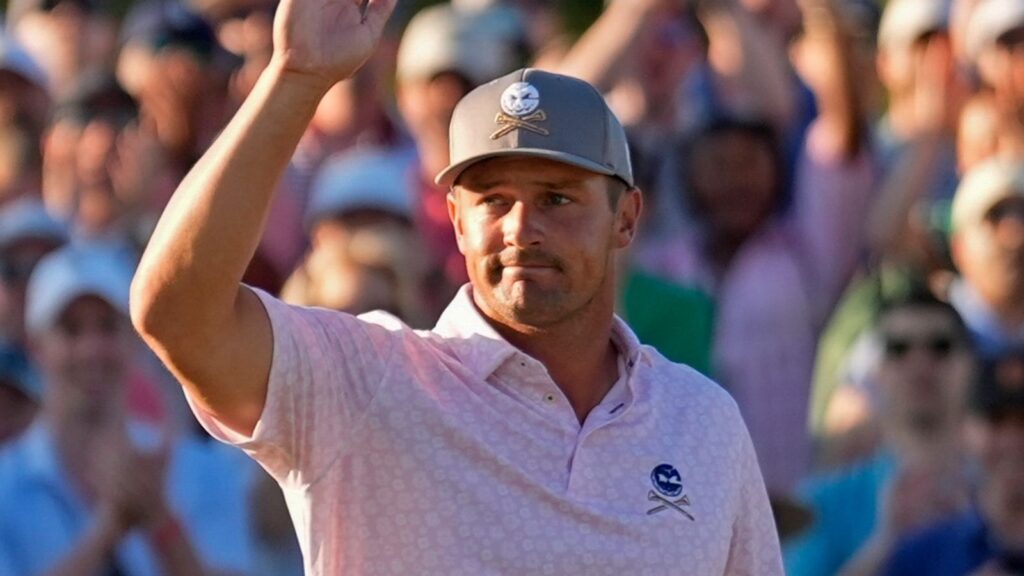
top-left (459, 177), bottom-right (584, 192)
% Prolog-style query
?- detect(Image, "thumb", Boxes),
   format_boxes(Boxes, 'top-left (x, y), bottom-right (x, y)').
top-left (362, 0), bottom-right (398, 34)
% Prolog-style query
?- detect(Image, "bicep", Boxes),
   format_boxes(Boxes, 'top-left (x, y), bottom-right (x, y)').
top-left (171, 285), bottom-right (273, 438)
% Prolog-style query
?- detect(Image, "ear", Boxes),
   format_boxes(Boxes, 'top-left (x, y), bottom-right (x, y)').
top-left (949, 232), bottom-right (965, 272)
top-left (613, 188), bottom-right (643, 249)
top-left (446, 188), bottom-right (468, 255)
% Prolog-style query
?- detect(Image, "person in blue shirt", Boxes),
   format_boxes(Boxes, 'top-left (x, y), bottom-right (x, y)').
top-left (883, 351), bottom-right (1024, 576)
top-left (0, 245), bottom-right (255, 576)
top-left (786, 290), bottom-right (975, 576)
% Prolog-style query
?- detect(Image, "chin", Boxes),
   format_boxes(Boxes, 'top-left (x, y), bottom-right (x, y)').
top-left (491, 287), bottom-right (571, 328)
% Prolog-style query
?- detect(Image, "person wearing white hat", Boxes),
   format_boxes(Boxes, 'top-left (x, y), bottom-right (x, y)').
top-left (949, 159), bottom-right (1024, 357)
top-left (394, 3), bottom-right (525, 318)
top-left (281, 149), bottom-right (429, 325)
top-left (0, 244), bottom-right (259, 575)
top-left (964, 0), bottom-right (1024, 157)
top-left (0, 197), bottom-right (67, 347)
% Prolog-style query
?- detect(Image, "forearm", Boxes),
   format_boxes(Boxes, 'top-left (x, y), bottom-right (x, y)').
top-left (148, 513), bottom-right (207, 576)
top-left (866, 135), bottom-right (943, 257)
top-left (800, 0), bottom-right (863, 158)
top-left (133, 59), bottom-right (328, 336)
top-left (557, 0), bottom-right (659, 91)
top-left (703, 2), bottom-right (795, 130)
top-left (837, 532), bottom-right (897, 576)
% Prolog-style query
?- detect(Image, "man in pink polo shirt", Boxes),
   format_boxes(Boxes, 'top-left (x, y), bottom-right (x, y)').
top-left (130, 0), bottom-right (783, 574)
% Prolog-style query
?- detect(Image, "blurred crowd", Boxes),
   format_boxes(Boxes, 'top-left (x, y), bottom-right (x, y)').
top-left (1, 0), bottom-right (1024, 573)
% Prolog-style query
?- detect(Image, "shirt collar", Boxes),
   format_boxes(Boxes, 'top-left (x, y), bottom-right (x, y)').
top-left (949, 279), bottom-right (1024, 356)
top-left (433, 284), bottom-right (649, 383)
top-left (433, 285), bottom-right (520, 380)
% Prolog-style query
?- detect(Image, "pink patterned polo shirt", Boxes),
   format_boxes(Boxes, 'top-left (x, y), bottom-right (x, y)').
top-left (186, 286), bottom-right (783, 575)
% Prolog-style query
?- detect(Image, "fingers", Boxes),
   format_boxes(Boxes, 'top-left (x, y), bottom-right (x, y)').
top-left (363, 0), bottom-right (398, 32)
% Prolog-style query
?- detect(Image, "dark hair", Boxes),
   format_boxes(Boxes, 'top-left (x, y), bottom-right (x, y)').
top-left (53, 73), bottom-right (137, 128)
top-left (876, 289), bottom-right (970, 343)
top-left (606, 176), bottom-right (630, 209)
top-left (680, 116), bottom-right (786, 214)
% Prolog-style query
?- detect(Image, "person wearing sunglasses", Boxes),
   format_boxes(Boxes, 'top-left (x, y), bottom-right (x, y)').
top-left (787, 290), bottom-right (975, 576)
top-left (883, 351), bottom-right (1024, 576)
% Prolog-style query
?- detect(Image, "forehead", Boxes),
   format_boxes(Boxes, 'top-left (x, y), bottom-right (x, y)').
top-left (55, 294), bottom-right (124, 323)
top-left (878, 305), bottom-right (958, 333)
top-left (455, 156), bottom-right (605, 191)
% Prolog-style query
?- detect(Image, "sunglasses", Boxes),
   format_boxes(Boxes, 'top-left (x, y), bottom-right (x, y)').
top-left (882, 334), bottom-right (959, 360)
top-left (0, 258), bottom-right (38, 285)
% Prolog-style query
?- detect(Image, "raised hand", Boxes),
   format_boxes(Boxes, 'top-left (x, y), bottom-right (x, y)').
top-left (272, 0), bottom-right (397, 87)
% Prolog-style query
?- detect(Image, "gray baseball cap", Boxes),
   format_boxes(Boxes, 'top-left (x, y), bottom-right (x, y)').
top-left (435, 68), bottom-right (634, 188)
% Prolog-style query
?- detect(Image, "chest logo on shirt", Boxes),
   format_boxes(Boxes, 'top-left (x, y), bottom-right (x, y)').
top-left (647, 464), bottom-right (694, 521)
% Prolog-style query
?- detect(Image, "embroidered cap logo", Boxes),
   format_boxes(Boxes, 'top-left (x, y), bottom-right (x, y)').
top-left (492, 82), bottom-right (549, 140)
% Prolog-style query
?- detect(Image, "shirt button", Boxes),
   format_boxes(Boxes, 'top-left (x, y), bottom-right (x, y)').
top-left (542, 393), bottom-right (557, 405)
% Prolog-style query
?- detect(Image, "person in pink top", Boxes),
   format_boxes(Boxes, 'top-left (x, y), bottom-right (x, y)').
top-left (130, 1), bottom-right (783, 574)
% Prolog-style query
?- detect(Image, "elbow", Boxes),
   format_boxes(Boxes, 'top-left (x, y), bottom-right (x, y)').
top-left (129, 265), bottom-right (183, 345)
top-left (129, 269), bottom-right (162, 340)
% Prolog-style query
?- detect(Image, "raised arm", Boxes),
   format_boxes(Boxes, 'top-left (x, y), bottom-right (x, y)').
top-left (130, 0), bottom-right (397, 437)
top-left (556, 0), bottom-right (663, 92)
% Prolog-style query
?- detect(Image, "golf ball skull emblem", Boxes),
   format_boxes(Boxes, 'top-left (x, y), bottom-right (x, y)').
top-left (500, 82), bottom-right (541, 117)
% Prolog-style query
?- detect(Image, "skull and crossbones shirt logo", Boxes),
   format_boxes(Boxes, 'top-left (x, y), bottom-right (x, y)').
top-left (647, 463), bottom-right (695, 521)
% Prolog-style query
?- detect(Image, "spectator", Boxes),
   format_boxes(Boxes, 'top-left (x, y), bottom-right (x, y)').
top-left (0, 198), bottom-right (67, 347)
top-left (282, 149), bottom-right (428, 326)
top-left (558, 0), bottom-right (793, 236)
top-left (787, 291), bottom-right (974, 576)
top-left (0, 245), bottom-right (256, 575)
top-left (965, 0), bottom-right (1024, 158)
top-left (0, 33), bottom-right (49, 207)
top-left (42, 73), bottom-right (161, 247)
top-left (867, 0), bottom-right (966, 265)
top-left (883, 351), bottom-right (1024, 575)
top-left (0, 343), bottom-right (41, 445)
top-left (6, 0), bottom-right (118, 100)
top-left (395, 2), bottom-right (521, 319)
top-left (949, 160), bottom-right (1024, 357)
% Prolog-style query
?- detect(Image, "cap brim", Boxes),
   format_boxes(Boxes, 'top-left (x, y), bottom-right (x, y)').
top-left (435, 148), bottom-right (624, 188)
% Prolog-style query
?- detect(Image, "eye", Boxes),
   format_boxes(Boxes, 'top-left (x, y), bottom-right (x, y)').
top-left (544, 193), bottom-right (572, 207)
top-left (479, 194), bottom-right (508, 207)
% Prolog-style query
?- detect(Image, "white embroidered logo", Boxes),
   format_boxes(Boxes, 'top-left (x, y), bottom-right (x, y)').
top-left (500, 82), bottom-right (541, 117)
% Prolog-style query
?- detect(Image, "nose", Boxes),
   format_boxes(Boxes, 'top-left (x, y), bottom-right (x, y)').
top-left (995, 213), bottom-right (1024, 250)
top-left (502, 200), bottom-right (544, 248)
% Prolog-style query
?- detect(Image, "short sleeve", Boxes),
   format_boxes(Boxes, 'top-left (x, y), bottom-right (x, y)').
top-left (185, 287), bottom-right (402, 487)
top-left (724, 406), bottom-right (786, 576)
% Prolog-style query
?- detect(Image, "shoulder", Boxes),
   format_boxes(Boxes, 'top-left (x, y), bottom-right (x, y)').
top-left (886, 511), bottom-right (985, 574)
top-left (641, 347), bottom-right (741, 422)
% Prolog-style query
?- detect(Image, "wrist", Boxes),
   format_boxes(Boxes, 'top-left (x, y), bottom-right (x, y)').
top-left (92, 507), bottom-right (129, 550)
top-left (147, 511), bottom-right (185, 553)
top-left (264, 56), bottom-right (337, 102)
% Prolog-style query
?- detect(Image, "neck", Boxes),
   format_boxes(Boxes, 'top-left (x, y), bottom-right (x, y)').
top-left (46, 403), bottom-right (123, 500)
top-left (883, 417), bottom-right (961, 466)
top-left (990, 298), bottom-right (1024, 332)
top-left (483, 289), bottom-right (621, 425)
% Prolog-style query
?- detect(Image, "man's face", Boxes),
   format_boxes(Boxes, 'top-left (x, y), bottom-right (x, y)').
top-left (448, 157), bottom-right (640, 330)
top-left (688, 130), bottom-right (778, 242)
top-left (954, 196), bottom-right (1024, 310)
top-left (971, 407), bottom-right (1024, 549)
top-left (0, 238), bottom-right (62, 344)
top-left (874, 306), bottom-right (971, 434)
top-left (32, 295), bottom-right (131, 418)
